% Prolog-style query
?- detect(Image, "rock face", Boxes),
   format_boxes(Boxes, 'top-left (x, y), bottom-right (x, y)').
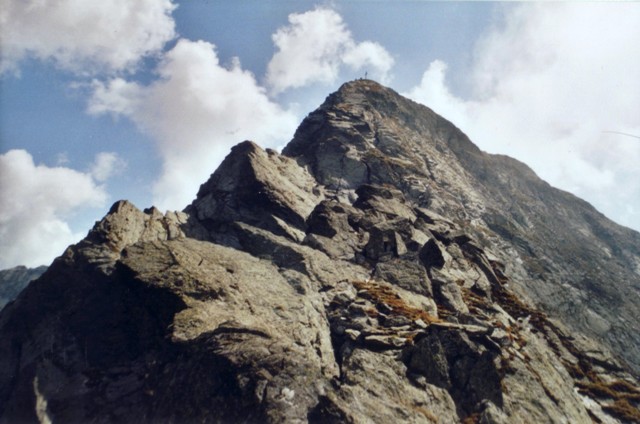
top-left (1, 80), bottom-right (639, 423)
top-left (0, 265), bottom-right (47, 310)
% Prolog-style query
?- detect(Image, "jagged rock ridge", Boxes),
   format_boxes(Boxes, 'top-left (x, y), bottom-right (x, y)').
top-left (0, 265), bottom-right (47, 310)
top-left (284, 81), bottom-right (640, 374)
top-left (1, 80), bottom-right (639, 423)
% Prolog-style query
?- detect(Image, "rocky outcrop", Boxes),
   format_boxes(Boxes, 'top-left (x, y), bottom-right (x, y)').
top-left (284, 80), bottom-right (640, 375)
top-left (185, 141), bottom-right (324, 244)
top-left (1, 80), bottom-right (639, 423)
top-left (0, 266), bottom-right (47, 310)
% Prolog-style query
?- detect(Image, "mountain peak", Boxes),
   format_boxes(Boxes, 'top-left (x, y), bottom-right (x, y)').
top-left (283, 80), bottom-right (482, 211)
top-left (1, 81), bottom-right (639, 423)
top-left (325, 78), bottom-right (399, 104)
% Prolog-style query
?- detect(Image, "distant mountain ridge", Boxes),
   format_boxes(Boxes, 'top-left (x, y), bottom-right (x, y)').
top-left (0, 265), bottom-right (47, 310)
top-left (0, 80), bottom-right (638, 423)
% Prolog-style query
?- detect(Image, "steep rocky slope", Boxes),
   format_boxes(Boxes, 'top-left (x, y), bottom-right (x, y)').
top-left (0, 266), bottom-right (47, 310)
top-left (1, 80), bottom-right (639, 423)
top-left (283, 81), bottom-right (640, 375)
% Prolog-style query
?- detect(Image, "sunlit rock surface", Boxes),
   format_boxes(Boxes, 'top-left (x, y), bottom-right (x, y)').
top-left (1, 80), bottom-right (639, 423)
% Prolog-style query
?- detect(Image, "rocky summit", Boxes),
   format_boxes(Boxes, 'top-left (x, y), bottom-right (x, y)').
top-left (1, 80), bottom-right (640, 423)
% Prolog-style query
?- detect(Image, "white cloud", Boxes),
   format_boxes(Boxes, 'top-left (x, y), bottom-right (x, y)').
top-left (0, 150), bottom-right (109, 268)
top-left (0, 0), bottom-right (176, 75)
top-left (406, 60), bottom-right (470, 132)
top-left (343, 41), bottom-right (394, 80)
top-left (89, 39), bottom-right (299, 211)
top-left (266, 7), bottom-right (394, 93)
top-left (406, 3), bottom-right (640, 231)
top-left (90, 152), bottom-right (126, 182)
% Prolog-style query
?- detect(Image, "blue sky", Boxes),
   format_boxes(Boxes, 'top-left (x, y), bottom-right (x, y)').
top-left (1, 1), bottom-right (639, 268)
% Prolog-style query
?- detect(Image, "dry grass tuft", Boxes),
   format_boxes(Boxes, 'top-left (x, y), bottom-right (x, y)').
top-left (577, 380), bottom-right (640, 403)
top-left (608, 380), bottom-right (640, 394)
top-left (410, 405), bottom-right (438, 423)
top-left (602, 399), bottom-right (640, 423)
top-left (352, 280), bottom-right (440, 324)
top-left (460, 412), bottom-right (480, 424)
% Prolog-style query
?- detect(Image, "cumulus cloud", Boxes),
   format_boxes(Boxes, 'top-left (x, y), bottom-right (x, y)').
top-left (406, 60), bottom-right (470, 131)
top-left (406, 3), bottom-right (640, 231)
top-left (90, 152), bottom-right (126, 182)
top-left (266, 7), bottom-right (394, 93)
top-left (0, 0), bottom-right (176, 74)
top-left (0, 150), bottom-right (109, 268)
top-left (89, 39), bottom-right (299, 210)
